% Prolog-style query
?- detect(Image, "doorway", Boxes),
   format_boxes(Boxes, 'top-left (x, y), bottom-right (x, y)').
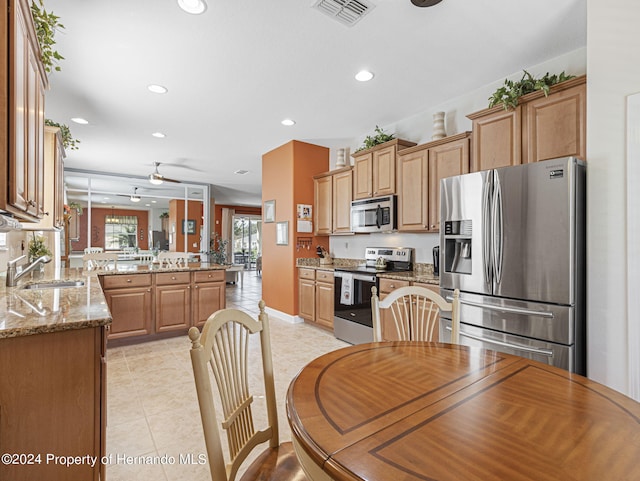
top-left (232, 215), bottom-right (262, 270)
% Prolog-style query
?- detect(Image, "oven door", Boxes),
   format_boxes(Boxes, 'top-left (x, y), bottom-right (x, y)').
top-left (334, 271), bottom-right (376, 344)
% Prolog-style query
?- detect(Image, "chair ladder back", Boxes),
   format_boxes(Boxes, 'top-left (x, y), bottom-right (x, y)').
top-left (412, 295), bottom-right (439, 342)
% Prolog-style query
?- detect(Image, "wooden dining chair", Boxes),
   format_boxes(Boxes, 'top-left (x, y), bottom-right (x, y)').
top-left (157, 251), bottom-right (190, 268)
top-left (82, 252), bottom-right (118, 271)
top-left (188, 301), bottom-right (306, 481)
top-left (371, 286), bottom-right (460, 343)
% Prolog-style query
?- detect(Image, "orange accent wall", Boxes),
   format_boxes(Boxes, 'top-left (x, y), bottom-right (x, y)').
top-left (261, 140), bottom-right (330, 317)
top-left (169, 199), bottom-right (203, 253)
top-left (70, 208), bottom-right (149, 252)
top-left (213, 204), bottom-right (262, 239)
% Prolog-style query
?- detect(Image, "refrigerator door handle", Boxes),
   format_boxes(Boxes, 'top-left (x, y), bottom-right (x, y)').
top-left (492, 171), bottom-right (504, 284)
top-left (482, 174), bottom-right (492, 286)
top-left (445, 326), bottom-right (554, 357)
top-left (444, 296), bottom-right (555, 318)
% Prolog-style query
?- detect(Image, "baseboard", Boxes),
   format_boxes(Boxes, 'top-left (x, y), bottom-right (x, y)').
top-left (264, 307), bottom-right (304, 324)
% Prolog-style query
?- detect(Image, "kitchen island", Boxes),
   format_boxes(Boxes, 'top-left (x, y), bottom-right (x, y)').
top-left (0, 262), bottom-right (227, 481)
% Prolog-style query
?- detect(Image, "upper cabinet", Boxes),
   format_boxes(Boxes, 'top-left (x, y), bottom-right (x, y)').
top-left (397, 132), bottom-right (471, 232)
top-left (467, 75), bottom-right (586, 171)
top-left (1, 0), bottom-right (49, 221)
top-left (351, 139), bottom-right (416, 200)
top-left (314, 167), bottom-right (352, 235)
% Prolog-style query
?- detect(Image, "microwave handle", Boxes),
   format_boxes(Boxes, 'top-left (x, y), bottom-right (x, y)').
top-left (376, 204), bottom-right (381, 229)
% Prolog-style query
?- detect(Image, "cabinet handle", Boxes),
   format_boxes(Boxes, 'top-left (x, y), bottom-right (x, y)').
top-left (431, 224), bottom-right (436, 229)
top-left (126, 279), bottom-right (132, 283)
top-left (147, 288), bottom-right (151, 292)
top-left (195, 285), bottom-right (199, 289)
top-left (187, 286), bottom-right (191, 289)
top-left (44, 211), bottom-right (50, 216)
top-left (390, 284), bottom-right (395, 288)
top-left (171, 276), bottom-right (176, 280)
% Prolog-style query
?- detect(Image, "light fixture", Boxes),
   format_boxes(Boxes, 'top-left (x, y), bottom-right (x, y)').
top-left (71, 117), bottom-right (89, 124)
top-left (130, 187), bottom-right (141, 202)
top-left (411, 0), bottom-right (442, 6)
top-left (355, 70), bottom-right (374, 82)
top-left (147, 84), bottom-right (168, 94)
top-left (149, 177), bottom-right (163, 185)
top-left (151, 132), bottom-right (166, 138)
top-left (281, 119), bottom-right (296, 126)
top-left (177, 0), bottom-right (207, 14)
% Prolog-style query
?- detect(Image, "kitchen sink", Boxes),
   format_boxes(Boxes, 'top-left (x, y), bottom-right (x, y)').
top-left (22, 280), bottom-right (85, 290)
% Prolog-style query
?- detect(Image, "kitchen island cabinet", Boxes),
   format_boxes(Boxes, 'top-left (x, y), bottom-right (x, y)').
top-left (192, 270), bottom-right (225, 328)
top-left (155, 271), bottom-right (191, 332)
top-left (102, 273), bottom-right (153, 340)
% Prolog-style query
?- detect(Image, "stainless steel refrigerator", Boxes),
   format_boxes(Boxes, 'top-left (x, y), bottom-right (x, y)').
top-left (439, 157), bottom-right (586, 374)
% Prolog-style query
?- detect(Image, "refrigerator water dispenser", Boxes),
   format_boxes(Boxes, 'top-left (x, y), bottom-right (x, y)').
top-left (443, 220), bottom-right (472, 275)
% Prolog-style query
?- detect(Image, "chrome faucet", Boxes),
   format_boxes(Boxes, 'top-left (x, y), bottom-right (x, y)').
top-left (6, 254), bottom-right (52, 287)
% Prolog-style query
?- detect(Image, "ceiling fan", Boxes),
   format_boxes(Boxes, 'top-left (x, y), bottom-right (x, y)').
top-left (117, 187), bottom-right (142, 202)
top-left (149, 162), bottom-right (182, 185)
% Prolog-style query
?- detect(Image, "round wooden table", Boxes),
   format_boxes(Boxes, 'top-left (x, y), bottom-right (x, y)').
top-left (286, 342), bottom-right (640, 481)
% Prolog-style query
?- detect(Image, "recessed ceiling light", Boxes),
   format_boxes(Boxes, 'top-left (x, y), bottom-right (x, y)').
top-left (281, 119), bottom-right (296, 126)
top-left (145, 203), bottom-right (151, 207)
top-left (71, 117), bottom-right (89, 125)
top-left (234, 169), bottom-right (249, 175)
top-left (355, 70), bottom-right (374, 82)
top-left (147, 84), bottom-right (168, 94)
top-left (177, 0), bottom-right (207, 14)
top-left (152, 132), bottom-right (166, 138)
top-left (151, 200), bottom-right (157, 204)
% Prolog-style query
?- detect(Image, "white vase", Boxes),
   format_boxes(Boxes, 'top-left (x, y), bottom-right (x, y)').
top-left (432, 111), bottom-right (446, 140)
top-left (336, 148), bottom-right (346, 168)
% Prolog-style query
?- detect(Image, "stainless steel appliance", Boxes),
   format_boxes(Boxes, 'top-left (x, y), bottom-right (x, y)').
top-left (432, 246), bottom-right (439, 276)
top-left (350, 195), bottom-right (396, 233)
top-left (334, 247), bottom-right (413, 344)
top-left (439, 157), bottom-right (586, 374)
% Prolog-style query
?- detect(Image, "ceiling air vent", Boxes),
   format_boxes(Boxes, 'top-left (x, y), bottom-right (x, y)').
top-left (313, 0), bottom-right (375, 27)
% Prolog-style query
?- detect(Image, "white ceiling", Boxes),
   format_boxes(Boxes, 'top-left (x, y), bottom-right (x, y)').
top-left (44, 0), bottom-right (586, 208)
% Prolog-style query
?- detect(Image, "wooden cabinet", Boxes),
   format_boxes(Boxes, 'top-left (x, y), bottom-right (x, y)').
top-left (192, 270), bottom-right (226, 328)
top-left (298, 268), bottom-right (334, 329)
top-left (0, 327), bottom-right (106, 481)
top-left (21, 126), bottom-right (66, 230)
top-left (314, 167), bottom-right (352, 235)
top-left (352, 139), bottom-right (416, 200)
top-left (397, 133), bottom-right (470, 232)
top-left (1, 0), bottom-right (48, 221)
top-left (155, 271), bottom-right (191, 332)
top-left (468, 75), bottom-right (586, 171)
top-left (102, 273), bottom-right (153, 340)
top-left (314, 269), bottom-right (334, 329)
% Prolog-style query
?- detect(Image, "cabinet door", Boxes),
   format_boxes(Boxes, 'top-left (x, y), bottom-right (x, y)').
top-left (524, 82), bottom-right (586, 163)
top-left (104, 287), bottom-right (153, 339)
top-left (314, 176), bottom-right (332, 235)
top-left (353, 152), bottom-right (372, 199)
top-left (373, 145), bottom-right (396, 196)
top-left (299, 279), bottom-right (315, 320)
top-left (193, 281), bottom-right (225, 328)
top-left (315, 281), bottom-right (334, 329)
top-left (471, 107), bottom-right (521, 172)
top-left (397, 149), bottom-right (429, 232)
top-left (428, 137), bottom-right (470, 231)
top-left (333, 169), bottom-right (352, 233)
top-left (156, 284), bottom-right (191, 332)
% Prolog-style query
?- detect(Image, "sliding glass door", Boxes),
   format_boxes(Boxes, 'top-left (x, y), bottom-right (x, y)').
top-left (232, 215), bottom-right (261, 269)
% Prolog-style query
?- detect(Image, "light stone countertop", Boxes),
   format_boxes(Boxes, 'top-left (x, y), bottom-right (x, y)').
top-left (0, 262), bottom-right (228, 340)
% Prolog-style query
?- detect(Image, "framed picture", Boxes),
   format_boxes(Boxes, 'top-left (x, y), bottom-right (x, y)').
top-left (182, 219), bottom-right (196, 234)
top-left (276, 221), bottom-right (288, 245)
top-left (264, 200), bottom-right (275, 223)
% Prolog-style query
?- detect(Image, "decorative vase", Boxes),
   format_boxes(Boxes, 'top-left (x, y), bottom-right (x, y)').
top-left (432, 111), bottom-right (446, 140)
top-left (336, 148), bottom-right (346, 168)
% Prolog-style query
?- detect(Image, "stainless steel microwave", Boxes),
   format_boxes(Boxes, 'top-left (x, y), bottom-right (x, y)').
top-left (350, 195), bottom-right (396, 233)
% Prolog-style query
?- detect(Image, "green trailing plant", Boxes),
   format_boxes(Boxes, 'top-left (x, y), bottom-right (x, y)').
top-left (30, 0), bottom-right (65, 74)
top-left (488, 70), bottom-right (576, 110)
top-left (45, 119), bottom-right (80, 150)
top-left (159, 212), bottom-right (169, 219)
top-left (28, 234), bottom-right (53, 262)
top-left (68, 201), bottom-right (83, 215)
top-left (355, 125), bottom-right (395, 152)
top-left (208, 233), bottom-right (229, 265)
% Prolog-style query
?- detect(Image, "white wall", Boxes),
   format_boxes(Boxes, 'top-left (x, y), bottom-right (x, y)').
top-left (586, 0), bottom-right (640, 399)
top-left (330, 47), bottom-right (587, 265)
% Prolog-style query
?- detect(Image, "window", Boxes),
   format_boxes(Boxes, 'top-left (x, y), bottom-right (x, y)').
top-left (105, 215), bottom-right (138, 250)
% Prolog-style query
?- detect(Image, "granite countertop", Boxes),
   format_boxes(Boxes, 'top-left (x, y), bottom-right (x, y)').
top-left (296, 259), bottom-right (439, 285)
top-left (0, 262), bottom-right (228, 340)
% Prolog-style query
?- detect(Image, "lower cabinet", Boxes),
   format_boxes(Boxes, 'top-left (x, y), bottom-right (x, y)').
top-left (192, 270), bottom-right (226, 327)
top-left (377, 278), bottom-right (441, 341)
top-left (102, 273), bottom-right (153, 340)
top-left (102, 269), bottom-right (225, 341)
top-left (298, 268), bottom-right (334, 329)
top-left (0, 326), bottom-right (106, 481)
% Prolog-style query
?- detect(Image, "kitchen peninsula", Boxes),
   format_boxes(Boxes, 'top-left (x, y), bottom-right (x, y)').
top-left (0, 261), bottom-right (227, 481)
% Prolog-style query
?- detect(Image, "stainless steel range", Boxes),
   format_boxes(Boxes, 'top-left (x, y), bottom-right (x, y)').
top-left (334, 247), bottom-right (413, 344)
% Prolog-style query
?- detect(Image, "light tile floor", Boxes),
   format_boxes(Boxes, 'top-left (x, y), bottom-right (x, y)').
top-left (105, 272), bottom-right (348, 481)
